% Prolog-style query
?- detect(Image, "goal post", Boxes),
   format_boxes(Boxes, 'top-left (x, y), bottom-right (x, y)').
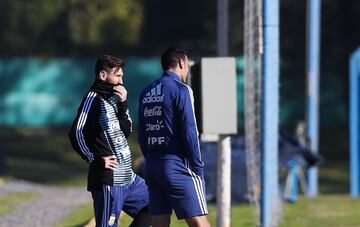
top-left (244, 0), bottom-right (281, 226)
top-left (261, 1), bottom-right (281, 226)
top-left (350, 47), bottom-right (360, 197)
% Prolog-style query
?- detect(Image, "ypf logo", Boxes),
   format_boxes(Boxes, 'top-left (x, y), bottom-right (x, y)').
top-left (147, 137), bottom-right (165, 145)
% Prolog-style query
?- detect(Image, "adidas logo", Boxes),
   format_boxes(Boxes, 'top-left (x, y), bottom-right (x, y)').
top-left (143, 83), bottom-right (164, 103)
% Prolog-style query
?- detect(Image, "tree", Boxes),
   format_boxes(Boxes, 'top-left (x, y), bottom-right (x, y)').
top-left (0, 0), bottom-right (144, 56)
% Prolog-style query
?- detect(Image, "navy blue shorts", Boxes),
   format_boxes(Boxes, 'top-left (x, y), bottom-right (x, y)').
top-left (145, 159), bottom-right (208, 219)
top-left (91, 175), bottom-right (149, 227)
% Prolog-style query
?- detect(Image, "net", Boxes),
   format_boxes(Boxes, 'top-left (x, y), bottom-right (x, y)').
top-left (243, 0), bottom-right (263, 225)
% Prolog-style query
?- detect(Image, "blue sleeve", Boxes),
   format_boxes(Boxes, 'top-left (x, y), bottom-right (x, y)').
top-left (177, 86), bottom-right (204, 177)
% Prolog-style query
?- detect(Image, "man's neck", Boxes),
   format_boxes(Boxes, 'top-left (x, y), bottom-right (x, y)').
top-left (167, 69), bottom-right (182, 81)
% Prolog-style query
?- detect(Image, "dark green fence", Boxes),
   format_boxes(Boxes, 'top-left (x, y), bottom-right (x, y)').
top-left (0, 57), bottom-right (345, 131)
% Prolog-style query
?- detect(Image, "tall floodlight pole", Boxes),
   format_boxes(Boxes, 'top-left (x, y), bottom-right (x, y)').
top-left (306, 0), bottom-right (322, 197)
top-left (261, 0), bottom-right (280, 226)
top-left (217, 0), bottom-right (231, 227)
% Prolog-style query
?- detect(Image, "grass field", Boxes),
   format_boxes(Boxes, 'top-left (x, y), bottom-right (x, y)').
top-left (0, 127), bottom-right (357, 226)
top-left (57, 202), bottom-right (256, 227)
top-left (281, 195), bottom-right (360, 226)
top-left (0, 192), bottom-right (38, 215)
top-left (0, 127), bottom-right (142, 186)
top-left (57, 195), bottom-right (360, 227)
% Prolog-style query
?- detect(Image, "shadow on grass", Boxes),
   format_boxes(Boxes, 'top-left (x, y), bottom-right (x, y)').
top-left (0, 127), bottom-right (143, 186)
top-left (0, 127), bottom-right (88, 185)
top-left (0, 127), bottom-right (350, 194)
top-left (319, 161), bottom-right (349, 194)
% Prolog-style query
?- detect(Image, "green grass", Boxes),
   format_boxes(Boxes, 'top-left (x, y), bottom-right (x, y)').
top-left (59, 196), bottom-right (360, 227)
top-left (0, 192), bottom-right (38, 214)
top-left (118, 204), bottom-right (256, 226)
top-left (0, 127), bottom-right (88, 185)
top-left (319, 161), bottom-right (349, 194)
top-left (55, 203), bottom-right (94, 227)
top-left (0, 127), bottom-right (142, 186)
top-left (1, 127), bottom-right (357, 226)
top-left (280, 195), bottom-right (360, 226)
top-left (56, 203), bottom-right (255, 227)
top-left (118, 204), bottom-right (255, 226)
top-left (121, 196), bottom-right (360, 226)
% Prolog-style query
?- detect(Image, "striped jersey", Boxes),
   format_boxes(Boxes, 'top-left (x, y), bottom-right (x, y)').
top-left (69, 90), bottom-right (135, 191)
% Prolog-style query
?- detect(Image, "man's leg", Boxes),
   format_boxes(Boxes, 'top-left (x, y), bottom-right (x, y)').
top-left (91, 185), bottom-right (124, 227)
top-left (123, 176), bottom-right (151, 226)
top-left (185, 215), bottom-right (210, 227)
top-left (168, 162), bottom-right (209, 226)
top-left (129, 206), bottom-right (151, 227)
top-left (151, 214), bottom-right (171, 227)
top-left (144, 163), bottom-right (173, 227)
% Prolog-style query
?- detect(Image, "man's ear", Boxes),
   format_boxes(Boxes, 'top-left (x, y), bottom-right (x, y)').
top-left (99, 70), bottom-right (106, 80)
top-left (179, 59), bottom-right (183, 69)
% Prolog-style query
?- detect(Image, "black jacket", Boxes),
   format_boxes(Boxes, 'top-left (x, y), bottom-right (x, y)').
top-left (68, 89), bottom-right (135, 191)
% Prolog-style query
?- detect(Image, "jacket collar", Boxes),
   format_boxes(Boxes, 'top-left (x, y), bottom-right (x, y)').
top-left (162, 71), bottom-right (182, 82)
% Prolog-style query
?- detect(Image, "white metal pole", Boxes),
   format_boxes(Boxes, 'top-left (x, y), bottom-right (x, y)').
top-left (217, 135), bottom-right (231, 227)
top-left (217, 0), bottom-right (231, 226)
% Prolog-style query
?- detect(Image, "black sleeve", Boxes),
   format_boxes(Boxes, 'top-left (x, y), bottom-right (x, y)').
top-left (117, 100), bottom-right (132, 138)
top-left (68, 94), bottom-right (101, 163)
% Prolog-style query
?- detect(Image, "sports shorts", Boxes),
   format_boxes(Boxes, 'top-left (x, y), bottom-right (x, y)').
top-left (145, 159), bottom-right (208, 219)
top-left (91, 175), bottom-right (149, 227)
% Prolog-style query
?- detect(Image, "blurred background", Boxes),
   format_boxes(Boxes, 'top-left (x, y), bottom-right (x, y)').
top-left (0, 0), bottom-right (359, 225)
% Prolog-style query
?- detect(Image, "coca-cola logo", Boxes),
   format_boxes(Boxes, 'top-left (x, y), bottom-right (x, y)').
top-left (144, 106), bottom-right (162, 117)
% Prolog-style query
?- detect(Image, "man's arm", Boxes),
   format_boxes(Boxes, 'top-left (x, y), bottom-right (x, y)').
top-left (177, 85), bottom-right (204, 177)
top-left (117, 100), bottom-right (132, 138)
top-left (69, 92), bottom-right (119, 170)
top-left (68, 92), bottom-right (99, 163)
top-left (113, 85), bottom-right (132, 138)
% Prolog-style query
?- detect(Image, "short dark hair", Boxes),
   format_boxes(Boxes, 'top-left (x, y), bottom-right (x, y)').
top-left (95, 55), bottom-right (125, 77)
top-left (161, 47), bottom-right (187, 71)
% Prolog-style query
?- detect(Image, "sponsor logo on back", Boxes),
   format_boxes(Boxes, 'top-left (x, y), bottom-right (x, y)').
top-left (144, 106), bottom-right (162, 117)
top-left (143, 83), bottom-right (164, 103)
top-left (146, 120), bottom-right (164, 131)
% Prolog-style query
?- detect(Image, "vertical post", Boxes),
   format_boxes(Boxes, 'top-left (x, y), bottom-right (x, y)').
top-left (306, 0), bottom-right (322, 197)
top-left (350, 47), bottom-right (360, 197)
top-left (261, 0), bottom-right (280, 226)
top-left (217, 0), bottom-right (229, 56)
top-left (217, 0), bottom-right (231, 226)
top-left (217, 135), bottom-right (231, 227)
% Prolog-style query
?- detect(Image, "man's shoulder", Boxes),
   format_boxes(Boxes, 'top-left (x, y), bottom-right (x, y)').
top-left (176, 82), bottom-right (192, 96)
top-left (140, 78), bottom-right (163, 95)
top-left (78, 91), bottom-right (100, 106)
top-left (82, 90), bottom-right (100, 100)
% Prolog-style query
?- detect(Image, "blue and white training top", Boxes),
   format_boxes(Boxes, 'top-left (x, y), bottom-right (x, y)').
top-left (68, 84), bottom-right (135, 191)
top-left (138, 71), bottom-right (204, 177)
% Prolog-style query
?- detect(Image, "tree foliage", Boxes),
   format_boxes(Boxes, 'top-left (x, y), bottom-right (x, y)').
top-left (0, 0), bottom-right (143, 56)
